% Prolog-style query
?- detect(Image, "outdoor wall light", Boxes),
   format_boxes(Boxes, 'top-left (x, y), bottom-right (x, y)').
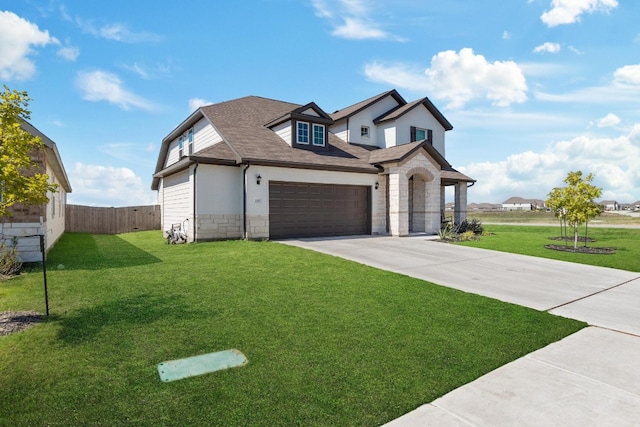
top-left (375, 181), bottom-right (379, 190)
top-left (256, 174), bottom-right (262, 185)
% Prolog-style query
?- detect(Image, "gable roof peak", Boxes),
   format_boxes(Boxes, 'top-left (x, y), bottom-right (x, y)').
top-left (330, 89), bottom-right (406, 122)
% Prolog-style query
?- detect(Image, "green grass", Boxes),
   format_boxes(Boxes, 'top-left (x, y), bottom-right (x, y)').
top-left (467, 210), bottom-right (640, 225)
top-left (458, 225), bottom-right (640, 272)
top-left (1, 232), bottom-right (585, 426)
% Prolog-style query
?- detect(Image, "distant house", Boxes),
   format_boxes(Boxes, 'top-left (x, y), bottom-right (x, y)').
top-left (0, 122), bottom-right (72, 262)
top-left (469, 202), bottom-right (502, 211)
top-left (152, 90), bottom-right (475, 240)
top-left (599, 200), bottom-right (620, 211)
top-left (501, 197), bottom-right (544, 211)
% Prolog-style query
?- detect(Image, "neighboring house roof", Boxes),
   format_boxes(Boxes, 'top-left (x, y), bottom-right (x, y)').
top-left (599, 200), bottom-right (618, 205)
top-left (374, 97), bottom-right (453, 131)
top-left (503, 197), bottom-right (532, 204)
top-left (21, 121), bottom-right (72, 193)
top-left (330, 90), bottom-right (406, 122)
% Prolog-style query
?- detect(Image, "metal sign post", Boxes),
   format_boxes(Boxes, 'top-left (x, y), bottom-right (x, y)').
top-left (39, 234), bottom-right (49, 316)
top-left (24, 233), bottom-right (49, 316)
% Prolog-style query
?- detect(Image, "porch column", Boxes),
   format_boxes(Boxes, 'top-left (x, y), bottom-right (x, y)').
top-left (454, 182), bottom-right (468, 224)
top-left (425, 178), bottom-right (441, 233)
top-left (388, 173), bottom-right (409, 236)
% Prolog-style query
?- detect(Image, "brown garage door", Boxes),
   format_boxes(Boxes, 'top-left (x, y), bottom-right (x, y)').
top-left (269, 181), bottom-right (371, 239)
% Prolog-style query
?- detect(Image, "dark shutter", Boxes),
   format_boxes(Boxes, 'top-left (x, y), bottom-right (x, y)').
top-left (410, 126), bottom-right (417, 142)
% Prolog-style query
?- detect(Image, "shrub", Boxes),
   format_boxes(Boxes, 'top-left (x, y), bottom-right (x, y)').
top-left (458, 231), bottom-right (476, 241)
top-left (437, 223), bottom-right (455, 240)
top-left (0, 239), bottom-right (23, 280)
top-left (454, 219), bottom-right (484, 235)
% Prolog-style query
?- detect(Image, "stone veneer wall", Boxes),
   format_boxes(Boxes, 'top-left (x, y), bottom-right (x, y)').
top-left (386, 152), bottom-right (442, 236)
top-left (372, 175), bottom-right (387, 234)
top-left (195, 214), bottom-right (242, 241)
top-left (246, 214), bottom-right (269, 240)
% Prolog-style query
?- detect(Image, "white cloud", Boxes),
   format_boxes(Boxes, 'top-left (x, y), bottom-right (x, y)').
top-left (312, 0), bottom-right (405, 41)
top-left (332, 17), bottom-right (391, 40)
top-left (461, 124), bottom-right (640, 203)
top-left (502, 31), bottom-right (511, 40)
top-left (123, 63), bottom-right (150, 79)
top-left (122, 61), bottom-right (172, 79)
top-left (365, 48), bottom-right (527, 108)
top-left (0, 11), bottom-right (59, 80)
top-left (533, 42), bottom-right (561, 54)
top-left (614, 64), bottom-right (640, 85)
top-left (596, 113), bottom-right (621, 127)
top-left (76, 18), bottom-right (162, 43)
top-left (535, 64), bottom-right (640, 103)
top-left (188, 98), bottom-right (211, 111)
top-left (541, 0), bottom-right (619, 27)
top-left (57, 45), bottom-right (80, 61)
top-left (68, 162), bottom-right (157, 207)
top-left (76, 70), bottom-right (156, 111)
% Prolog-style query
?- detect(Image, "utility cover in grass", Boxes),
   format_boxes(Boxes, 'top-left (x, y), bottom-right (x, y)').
top-left (158, 349), bottom-right (247, 382)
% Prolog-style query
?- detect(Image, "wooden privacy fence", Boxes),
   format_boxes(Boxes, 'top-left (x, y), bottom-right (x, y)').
top-left (65, 204), bottom-right (161, 234)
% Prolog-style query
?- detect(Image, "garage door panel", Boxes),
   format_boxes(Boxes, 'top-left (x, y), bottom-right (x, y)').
top-left (269, 181), bottom-right (370, 239)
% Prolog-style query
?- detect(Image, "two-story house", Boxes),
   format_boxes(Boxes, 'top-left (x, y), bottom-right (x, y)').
top-left (152, 89), bottom-right (474, 241)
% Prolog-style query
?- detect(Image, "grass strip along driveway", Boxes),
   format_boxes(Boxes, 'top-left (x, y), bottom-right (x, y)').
top-left (458, 225), bottom-right (640, 272)
top-left (0, 232), bottom-right (584, 426)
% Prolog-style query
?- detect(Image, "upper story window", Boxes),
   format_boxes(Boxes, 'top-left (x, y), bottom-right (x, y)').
top-left (410, 126), bottom-right (431, 142)
top-left (361, 126), bottom-right (370, 139)
top-left (312, 124), bottom-right (325, 146)
top-left (187, 128), bottom-right (194, 155)
top-left (297, 122), bottom-right (309, 144)
top-left (178, 136), bottom-right (184, 157)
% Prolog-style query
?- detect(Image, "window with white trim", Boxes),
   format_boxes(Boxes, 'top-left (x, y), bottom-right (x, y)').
top-left (187, 128), bottom-right (194, 155)
top-left (312, 124), bottom-right (325, 146)
top-left (178, 136), bottom-right (184, 157)
top-left (361, 125), bottom-right (370, 139)
top-left (297, 121), bottom-right (309, 144)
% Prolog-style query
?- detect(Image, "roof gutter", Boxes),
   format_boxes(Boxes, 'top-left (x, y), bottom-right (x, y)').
top-left (193, 161), bottom-right (199, 242)
top-left (242, 162), bottom-right (250, 240)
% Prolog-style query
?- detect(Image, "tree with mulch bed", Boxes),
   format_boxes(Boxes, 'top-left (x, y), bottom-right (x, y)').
top-left (545, 171), bottom-right (603, 252)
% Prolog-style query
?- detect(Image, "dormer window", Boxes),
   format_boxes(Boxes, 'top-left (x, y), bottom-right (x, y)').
top-left (361, 126), bottom-right (370, 139)
top-left (312, 124), bottom-right (325, 146)
top-left (297, 122), bottom-right (309, 144)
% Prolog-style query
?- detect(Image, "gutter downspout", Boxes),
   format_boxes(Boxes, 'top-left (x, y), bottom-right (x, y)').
top-left (243, 162), bottom-right (250, 240)
top-left (192, 161), bottom-right (199, 242)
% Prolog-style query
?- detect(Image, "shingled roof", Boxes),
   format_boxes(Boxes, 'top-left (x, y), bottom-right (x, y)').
top-left (330, 90), bottom-right (405, 122)
top-left (374, 97), bottom-right (453, 131)
top-left (197, 96), bottom-right (379, 172)
top-left (153, 93), bottom-right (471, 190)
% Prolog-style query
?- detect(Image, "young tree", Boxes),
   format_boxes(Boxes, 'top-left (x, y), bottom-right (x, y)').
top-left (546, 171), bottom-right (602, 250)
top-left (0, 86), bottom-right (57, 217)
top-left (546, 186), bottom-right (568, 244)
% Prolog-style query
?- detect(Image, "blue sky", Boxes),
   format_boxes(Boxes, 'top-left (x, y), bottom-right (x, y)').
top-left (2, 0), bottom-right (639, 206)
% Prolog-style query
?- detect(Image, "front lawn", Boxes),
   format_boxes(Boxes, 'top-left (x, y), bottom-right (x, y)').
top-left (0, 232), bottom-right (585, 426)
top-left (457, 225), bottom-right (640, 272)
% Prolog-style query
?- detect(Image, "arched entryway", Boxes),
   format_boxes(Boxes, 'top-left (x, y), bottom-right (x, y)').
top-left (407, 167), bottom-right (435, 233)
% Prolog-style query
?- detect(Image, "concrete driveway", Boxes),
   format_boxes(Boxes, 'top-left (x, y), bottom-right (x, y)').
top-left (280, 235), bottom-right (640, 426)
